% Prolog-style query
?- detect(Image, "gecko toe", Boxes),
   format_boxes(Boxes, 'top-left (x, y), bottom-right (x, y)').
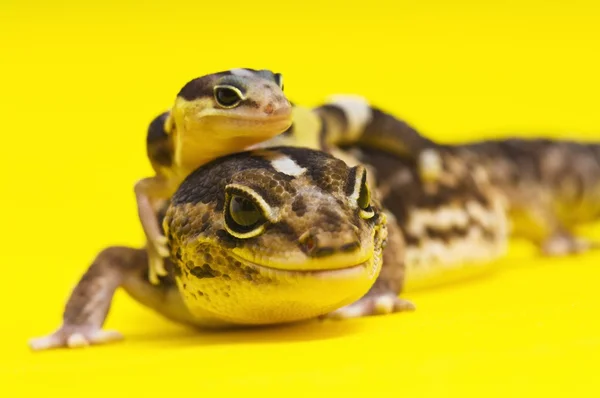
top-left (28, 326), bottom-right (124, 352)
top-left (323, 293), bottom-right (416, 320)
top-left (89, 330), bottom-right (124, 344)
top-left (66, 333), bottom-right (90, 348)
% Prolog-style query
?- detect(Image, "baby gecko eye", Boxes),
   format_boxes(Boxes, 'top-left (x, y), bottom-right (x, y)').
top-left (214, 85), bottom-right (244, 108)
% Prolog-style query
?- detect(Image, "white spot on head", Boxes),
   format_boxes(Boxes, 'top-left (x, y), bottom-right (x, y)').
top-left (230, 68), bottom-right (256, 77)
top-left (254, 149), bottom-right (307, 177)
top-left (271, 155), bottom-right (306, 176)
top-left (325, 94), bottom-right (373, 139)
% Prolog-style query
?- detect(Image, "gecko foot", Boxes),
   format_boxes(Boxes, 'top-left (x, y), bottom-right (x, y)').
top-left (323, 293), bottom-right (416, 320)
top-left (29, 326), bottom-right (123, 351)
top-left (541, 233), bottom-right (600, 256)
top-left (147, 235), bottom-right (170, 285)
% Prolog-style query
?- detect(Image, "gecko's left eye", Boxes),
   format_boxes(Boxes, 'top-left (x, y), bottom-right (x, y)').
top-left (274, 73), bottom-right (284, 91)
top-left (214, 85), bottom-right (244, 108)
top-left (223, 186), bottom-right (270, 239)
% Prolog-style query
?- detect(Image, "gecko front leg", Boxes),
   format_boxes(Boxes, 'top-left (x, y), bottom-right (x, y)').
top-left (28, 247), bottom-right (145, 350)
top-left (28, 244), bottom-right (194, 351)
top-left (134, 176), bottom-right (175, 284)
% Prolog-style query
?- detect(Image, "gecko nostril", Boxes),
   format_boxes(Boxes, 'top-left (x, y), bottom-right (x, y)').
top-left (264, 103), bottom-right (274, 115)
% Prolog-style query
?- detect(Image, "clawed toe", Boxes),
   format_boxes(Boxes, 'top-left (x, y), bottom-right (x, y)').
top-left (541, 234), bottom-right (600, 256)
top-left (323, 293), bottom-right (416, 320)
top-left (29, 328), bottom-right (123, 351)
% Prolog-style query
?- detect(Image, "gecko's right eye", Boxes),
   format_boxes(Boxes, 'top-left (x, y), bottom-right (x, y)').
top-left (214, 85), bottom-right (244, 108)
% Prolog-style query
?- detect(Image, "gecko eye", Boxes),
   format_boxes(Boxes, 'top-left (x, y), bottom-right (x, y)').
top-left (214, 85), bottom-right (244, 108)
top-left (357, 172), bottom-right (375, 219)
top-left (230, 195), bottom-right (261, 226)
top-left (274, 73), bottom-right (284, 91)
top-left (224, 188), bottom-right (269, 239)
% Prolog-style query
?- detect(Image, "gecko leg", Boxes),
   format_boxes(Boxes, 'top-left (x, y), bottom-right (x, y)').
top-left (541, 229), bottom-right (600, 256)
top-left (323, 218), bottom-right (415, 320)
top-left (29, 247), bottom-right (146, 351)
top-left (134, 177), bottom-right (172, 284)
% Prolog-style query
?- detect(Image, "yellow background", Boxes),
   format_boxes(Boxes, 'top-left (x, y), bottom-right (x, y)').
top-left (1, 0), bottom-right (599, 396)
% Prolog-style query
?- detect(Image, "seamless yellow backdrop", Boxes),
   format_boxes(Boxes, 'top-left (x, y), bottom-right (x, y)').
top-left (1, 0), bottom-right (599, 396)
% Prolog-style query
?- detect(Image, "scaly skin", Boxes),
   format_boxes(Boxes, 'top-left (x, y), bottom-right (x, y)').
top-left (29, 145), bottom-right (507, 350)
top-left (138, 68), bottom-right (293, 284)
top-left (423, 138), bottom-right (600, 255)
top-left (292, 97), bottom-right (600, 256)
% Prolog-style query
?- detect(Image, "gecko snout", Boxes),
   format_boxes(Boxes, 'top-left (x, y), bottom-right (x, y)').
top-left (299, 229), bottom-right (361, 258)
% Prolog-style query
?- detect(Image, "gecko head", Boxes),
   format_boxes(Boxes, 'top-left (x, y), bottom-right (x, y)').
top-left (163, 146), bottom-right (387, 326)
top-left (166, 69), bottom-right (293, 162)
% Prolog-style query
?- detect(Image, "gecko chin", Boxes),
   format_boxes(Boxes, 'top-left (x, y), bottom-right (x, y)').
top-left (173, 248), bottom-right (382, 326)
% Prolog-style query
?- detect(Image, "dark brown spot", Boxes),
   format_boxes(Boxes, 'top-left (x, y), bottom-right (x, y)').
top-left (216, 229), bottom-right (237, 248)
top-left (190, 263), bottom-right (219, 279)
top-left (313, 247), bottom-right (335, 258)
top-left (177, 72), bottom-right (229, 100)
top-left (201, 212), bottom-right (210, 224)
top-left (149, 146), bottom-right (173, 168)
top-left (172, 264), bottom-right (183, 277)
top-left (317, 104), bottom-right (349, 134)
top-left (362, 107), bottom-right (435, 154)
top-left (292, 196), bottom-right (307, 216)
top-left (244, 99), bottom-right (261, 109)
top-left (340, 242), bottom-right (360, 253)
top-left (345, 166), bottom-right (358, 196)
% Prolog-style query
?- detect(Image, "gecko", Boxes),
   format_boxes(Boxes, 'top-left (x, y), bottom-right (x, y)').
top-left (29, 144), bottom-right (507, 350)
top-left (30, 72), bottom-right (596, 350)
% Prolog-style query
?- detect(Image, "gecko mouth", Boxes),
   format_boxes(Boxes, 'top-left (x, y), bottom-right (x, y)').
top-left (228, 251), bottom-right (375, 279)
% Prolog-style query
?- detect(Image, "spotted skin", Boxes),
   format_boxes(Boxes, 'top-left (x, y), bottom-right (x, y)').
top-left (425, 139), bottom-right (600, 255)
top-left (286, 97), bottom-right (600, 256)
top-left (30, 144), bottom-right (511, 349)
top-left (262, 95), bottom-right (439, 159)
